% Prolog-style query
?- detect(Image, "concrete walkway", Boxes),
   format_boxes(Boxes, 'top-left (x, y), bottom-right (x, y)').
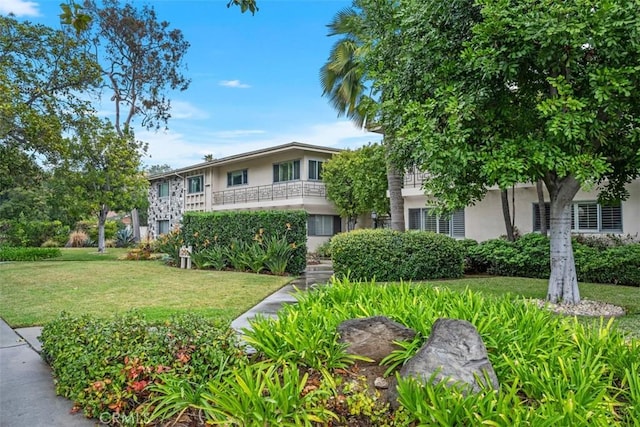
top-left (0, 261), bottom-right (334, 426)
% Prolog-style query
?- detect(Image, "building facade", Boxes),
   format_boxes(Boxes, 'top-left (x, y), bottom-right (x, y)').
top-left (148, 142), bottom-right (640, 250)
top-left (147, 142), bottom-right (344, 251)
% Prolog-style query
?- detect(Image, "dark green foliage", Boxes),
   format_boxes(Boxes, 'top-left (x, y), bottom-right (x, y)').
top-left (330, 229), bottom-right (464, 281)
top-left (0, 219), bottom-right (69, 247)
top-left (0, 247), bottom-right (61, 261)
top-left (468, 233), bottom-right (640, 286)
top-left (181, 210), bottom-right (308, 274)
top-left (40, 312), bottom-right (246, 420)
top-left (577, 244), bottom-right (640, 287)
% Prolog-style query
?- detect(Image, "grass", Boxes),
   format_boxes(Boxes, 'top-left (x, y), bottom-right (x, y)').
top-left (0, 248), bottom-right (290, 327)
top-left (431, 275), bottom-right (640, 336)
top-left (1, 249), bottom-right (638, 336)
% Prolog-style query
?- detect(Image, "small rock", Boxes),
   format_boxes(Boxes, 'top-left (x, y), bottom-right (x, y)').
top-left (374, 377), bottom-right (389, 389)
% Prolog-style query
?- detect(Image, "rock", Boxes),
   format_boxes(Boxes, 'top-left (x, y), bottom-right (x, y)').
top-left (399, 318), bottom-right (499, 393)
top-left (337, 316), bottom-right (417, 364)
top-left (374, 377), bottom-right (389, 389)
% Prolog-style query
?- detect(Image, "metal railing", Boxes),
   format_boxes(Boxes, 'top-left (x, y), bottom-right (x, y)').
top-left (403, 170), bottom-right (429, 188)
top-left (212, 181), bottom-right (327, 205)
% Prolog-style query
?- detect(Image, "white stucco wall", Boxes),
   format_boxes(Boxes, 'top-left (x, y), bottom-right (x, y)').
top-left (404, 179), bottom-right (640, 242)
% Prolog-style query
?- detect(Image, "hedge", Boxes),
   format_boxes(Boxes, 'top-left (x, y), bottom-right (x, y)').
top-left (330, 229), bottom-right (464, 281)
top-left (0, 220), bottom-right (69, 247)
top-left (0, 247), bottom-right (62, 261)
top-left (465, 233), bottom-right (640, 286)
top-left (181, 210), bottom-right (308, 274)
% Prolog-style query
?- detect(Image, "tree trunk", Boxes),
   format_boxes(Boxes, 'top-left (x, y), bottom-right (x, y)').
top-left (545, 175), bottom-right (581, 304)
top-left (501, 189), bottom-right (515, 242)
top-left (536, 179), bottom-right (547, 236)
top-left (387, 163), bottom-right (405, 231)
top-left (131, 208), bottom-right (141, 242)
top-left (97, 204), bottom-right (108, 254)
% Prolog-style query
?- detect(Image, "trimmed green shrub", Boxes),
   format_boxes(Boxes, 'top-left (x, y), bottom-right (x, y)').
top-left (40, 312), bottom-right (246, 420)
top-left (0, 219), bottom-right (69, 247)
top-left (469, 233), bottom-right (640, 286)
top-left (330, 229), bottom-right (464, 281)
top-left (0, 247), bottom-right (61, 261)
top-left (578, 244), bottom-right (640, 286)
top-left (181, 210), bottom-right (307, 274)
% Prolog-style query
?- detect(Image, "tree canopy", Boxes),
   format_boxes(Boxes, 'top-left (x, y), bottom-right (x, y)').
top-left (322, 143), bottom-right (389, 229)
top-left (357, 0), bottom-right (640, 303)
top-left (55, 117), bottom-right (148, 252)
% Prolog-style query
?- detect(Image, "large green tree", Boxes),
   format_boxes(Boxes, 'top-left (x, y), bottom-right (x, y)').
top-left (320, 6), bottom-right (405, 231)
top-left (366, 0), bottom-right (640, 304)
top-left (56, 117), bottom-right (148, 253)
top-left (322, 143), bottom-right (389, 230)
top-left (78, 0), bottom-right (190, 241)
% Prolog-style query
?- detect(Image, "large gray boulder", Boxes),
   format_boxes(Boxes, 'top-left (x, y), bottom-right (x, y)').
top-left (337, 316), bottom-right (416, 364)
top-left (399, 318), bottom-right (499, 393)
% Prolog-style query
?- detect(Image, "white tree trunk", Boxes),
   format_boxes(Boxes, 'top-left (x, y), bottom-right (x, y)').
top-left (546, 176), bottom-right (581, 304)
top-left (97, 205), bottom-right (108, 254)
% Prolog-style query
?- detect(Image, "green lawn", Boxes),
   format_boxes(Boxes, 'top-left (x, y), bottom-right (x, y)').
top-left (1, 249), bottom-right (638, 337)
top-left (0, 248), bottom-right (290, 327)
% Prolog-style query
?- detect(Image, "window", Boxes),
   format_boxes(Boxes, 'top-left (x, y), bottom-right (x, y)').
top-left (158, 182), bottom-right (169, 198)
top-left (308, 160), bottom-right (324, 180)
top-left (533, 202), bottom-right (622, 233)
top-left (408, 208), bottom-right (465, 238)
top-left (187, 175), bottom-right (203, 193)
top-left (227, 169), bottom-right (248, 186)
top-left (273, 160), bottom-right (300, 183)
top-left (308, 215), bottom-right (341, 236)
top-left (157, 220), bottom-right (170, 235)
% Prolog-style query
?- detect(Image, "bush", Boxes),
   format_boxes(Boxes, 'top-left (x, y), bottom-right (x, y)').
top-left (578, 244), bottom-right (640, 286)
top-left (0, 219), bottom-right (69, 247)
top-left (40, 312), bottom-right (246, 421)
top-left (152, 228), bottom-right (183, 265)
top-left (66, 230), bottom-right (91, 248)
top-left (0, 247), bottom-right (61, 261)
top-left (330, 229), bottom-right (464, 281)
top-left (182, 210), bottom-right (308, 274)
top-left (314, 239), bottom-right (333, 258)
top-left (75, 219), bottom-right (118, 242)
top-left (470, 233), bottom-right (640, 286)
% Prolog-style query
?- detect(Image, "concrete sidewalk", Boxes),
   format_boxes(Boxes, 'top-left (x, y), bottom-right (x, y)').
top-left (0, 260), bottom-right (333, 426)
top-left (0, 320), bottom-right (96, 427)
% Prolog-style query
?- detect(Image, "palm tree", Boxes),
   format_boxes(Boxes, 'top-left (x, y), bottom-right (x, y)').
top-left (320, 7), bottom-right (405, 231)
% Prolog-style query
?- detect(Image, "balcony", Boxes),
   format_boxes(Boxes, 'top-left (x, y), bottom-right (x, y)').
top-left (212, 181), bottom-right (327, 205)
top-left (404, 170), bottom-right (429, 188)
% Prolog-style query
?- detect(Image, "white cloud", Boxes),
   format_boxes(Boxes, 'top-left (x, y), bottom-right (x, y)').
top-left (169, 100), bottom-right (209, 120)
top-left (219, 80), bottom-right (251, 89)
top-left (137, 120), bottom-right (383, 169)
top-left (0, 0), bottom-right (40, 16)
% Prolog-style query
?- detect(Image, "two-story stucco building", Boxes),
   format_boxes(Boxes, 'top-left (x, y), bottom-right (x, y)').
top-left (147, 142), bottom-right (344, 251)
top-left (148, 141), bottom-right (640, 250)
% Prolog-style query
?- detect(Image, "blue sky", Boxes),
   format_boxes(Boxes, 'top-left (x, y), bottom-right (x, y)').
top-left (3, 0), bottom-right (381, 168)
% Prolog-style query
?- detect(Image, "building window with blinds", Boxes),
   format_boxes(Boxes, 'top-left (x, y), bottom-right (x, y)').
top-left (533, 201), bottom-right (622, 233)
top-left (407, 208), bottom-right (465, 238)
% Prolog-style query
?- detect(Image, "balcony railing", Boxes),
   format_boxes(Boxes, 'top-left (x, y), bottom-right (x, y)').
top-left (212, 181), bottom-right (327, 205)
top-left (404, 170), bottom-right (429, 188)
